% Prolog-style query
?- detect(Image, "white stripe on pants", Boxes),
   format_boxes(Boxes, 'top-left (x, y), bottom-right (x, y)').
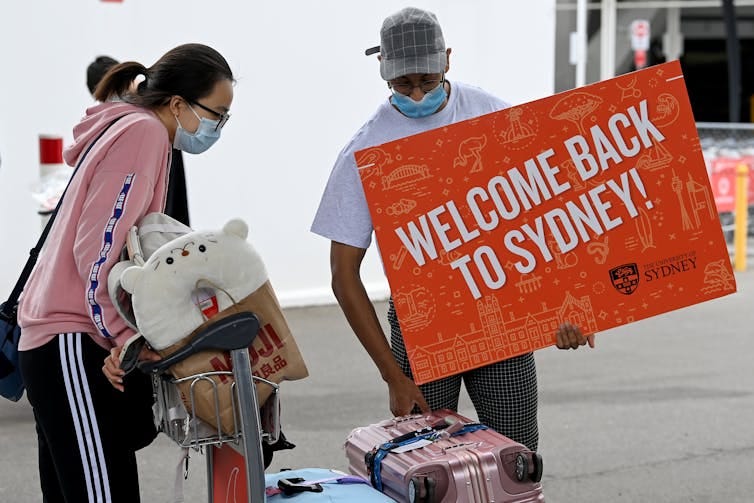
top-left (59, 333), bottom-right (112, 503)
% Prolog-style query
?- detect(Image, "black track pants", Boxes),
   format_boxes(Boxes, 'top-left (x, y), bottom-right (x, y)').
top-left (19, 333), bottom-right (156, 503)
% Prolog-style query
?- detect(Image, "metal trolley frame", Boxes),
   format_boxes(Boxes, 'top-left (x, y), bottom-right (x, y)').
top-left (141, 312), bottom-right (276, 502)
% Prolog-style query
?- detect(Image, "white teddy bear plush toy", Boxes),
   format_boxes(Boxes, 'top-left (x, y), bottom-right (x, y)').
top-left (119, 218), bottom-right (268, 351)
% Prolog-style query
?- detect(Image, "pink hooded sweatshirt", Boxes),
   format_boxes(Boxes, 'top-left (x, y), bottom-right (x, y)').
top-left (18, 102), bottom-right (171, 351)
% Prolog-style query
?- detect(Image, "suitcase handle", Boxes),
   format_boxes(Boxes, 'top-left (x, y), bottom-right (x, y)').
top-left (277, 477), bottom-right (324, 495)
top-left (441, 441), bottom-right (482, 453)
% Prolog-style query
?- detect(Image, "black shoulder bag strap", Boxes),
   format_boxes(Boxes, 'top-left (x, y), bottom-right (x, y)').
top-left (0, 117), bottom-right (123, 320)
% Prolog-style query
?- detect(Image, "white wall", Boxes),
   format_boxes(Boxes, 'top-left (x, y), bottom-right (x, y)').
top-left (0, 0), bottom-right (554, 307)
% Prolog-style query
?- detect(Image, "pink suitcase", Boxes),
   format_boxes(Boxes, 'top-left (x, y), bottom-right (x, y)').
top-left (345, 410), bottom-right (544, 503)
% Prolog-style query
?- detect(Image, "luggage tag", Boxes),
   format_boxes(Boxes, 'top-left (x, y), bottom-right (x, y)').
top-left (391, 439), bottom-right (434, 453)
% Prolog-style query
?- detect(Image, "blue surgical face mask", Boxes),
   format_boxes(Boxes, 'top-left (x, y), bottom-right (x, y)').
top-left (390, 81), bottom-right (447, 118)
top-left (173, 105), bottom-right (221, 154)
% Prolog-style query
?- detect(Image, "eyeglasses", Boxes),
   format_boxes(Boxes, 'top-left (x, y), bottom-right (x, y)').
top-left (189, 100), bottom-right (231, 131)
top-left (388, 75), bottom-right (445, 96)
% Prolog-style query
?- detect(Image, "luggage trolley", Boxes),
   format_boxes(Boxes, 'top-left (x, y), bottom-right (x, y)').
top-left (140, 311), bottom-right (277, 502)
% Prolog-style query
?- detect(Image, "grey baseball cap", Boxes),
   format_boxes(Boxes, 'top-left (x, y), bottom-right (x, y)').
top-left (365, 7), bottom-right (447, 81)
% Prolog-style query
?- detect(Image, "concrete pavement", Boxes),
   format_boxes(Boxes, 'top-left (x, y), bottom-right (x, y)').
top-left (1, 271), bottom-right (752, 502)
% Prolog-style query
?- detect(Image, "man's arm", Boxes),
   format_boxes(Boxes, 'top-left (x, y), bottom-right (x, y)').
top-left (330, 241), bottom-right (429, 416)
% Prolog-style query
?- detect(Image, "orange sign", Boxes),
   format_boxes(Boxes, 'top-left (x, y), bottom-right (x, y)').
top-left (357, 61), bottom-right (737, 385)
top-left (211, 445), bottom-right (248, 502)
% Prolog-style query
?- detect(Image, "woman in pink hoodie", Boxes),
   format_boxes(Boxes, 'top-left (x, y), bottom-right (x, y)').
top-left (18, 43), bottom-right (234, 502)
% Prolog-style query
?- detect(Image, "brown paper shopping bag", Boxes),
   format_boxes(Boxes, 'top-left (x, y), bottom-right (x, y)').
top-left (158, 281), bottom-right (308, 435)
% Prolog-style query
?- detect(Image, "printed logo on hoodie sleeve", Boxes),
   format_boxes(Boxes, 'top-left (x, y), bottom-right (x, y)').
top-left (87, 173), bottom-right (135, 338)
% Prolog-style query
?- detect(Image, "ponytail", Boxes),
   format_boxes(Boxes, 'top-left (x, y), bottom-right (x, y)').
top-left (94, 45), bottom-right (233, 109)
top-left (93, 61), bottom-right (148, 102)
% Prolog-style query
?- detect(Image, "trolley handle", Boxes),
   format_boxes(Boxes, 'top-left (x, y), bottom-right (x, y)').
top-left (139, 311), bottom-right (260, 375)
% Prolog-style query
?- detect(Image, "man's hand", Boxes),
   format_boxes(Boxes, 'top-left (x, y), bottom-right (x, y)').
top-left (102, 345), bottom-right (161, 392)
top-left (555, 322), bottom-right (596, 350)
top-left (387, 373), bottom-right (430, 417)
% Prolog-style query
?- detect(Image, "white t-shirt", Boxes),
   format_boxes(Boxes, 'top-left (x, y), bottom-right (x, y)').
top-left (311, 81), bottom-right (509, 249)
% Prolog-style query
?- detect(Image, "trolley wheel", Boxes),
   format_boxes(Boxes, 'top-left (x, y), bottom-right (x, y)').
top-left (409, 476), bottom-right (437, 503)
top-left (425, 476), bottom-right (437, 502)
top-left (530, 452), bottom-right (544, 483)
top-left (514, 453), bottom-right (529, 482)
top-left (409, 476), bottom-right (426, 502)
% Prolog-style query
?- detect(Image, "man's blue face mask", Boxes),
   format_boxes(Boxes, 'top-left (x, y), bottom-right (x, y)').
top-left (390, 80), bottom-right (447, 118)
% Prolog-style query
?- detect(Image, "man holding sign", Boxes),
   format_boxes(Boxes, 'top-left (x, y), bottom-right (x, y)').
top-left (311, 7), bottom-right (592, 451)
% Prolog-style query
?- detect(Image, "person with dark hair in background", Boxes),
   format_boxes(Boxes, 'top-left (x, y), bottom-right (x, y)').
top-left (87, 54), bottom-right (192, 226)
top-left (19, 43), bottom-right (234, 502)
top-left (86, 55), bottom-right (119, 95)
top-left (311, 7), bottom-right (594, 453)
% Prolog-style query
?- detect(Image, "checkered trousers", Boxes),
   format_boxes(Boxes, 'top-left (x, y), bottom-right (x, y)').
top-left (388, 299), bottom-right (539, 451)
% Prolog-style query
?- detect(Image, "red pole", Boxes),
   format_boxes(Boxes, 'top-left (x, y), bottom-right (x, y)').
top-left (38, 135), bottom-right (64, 178)
top-left (37, 135), bottom-right (67, 224)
